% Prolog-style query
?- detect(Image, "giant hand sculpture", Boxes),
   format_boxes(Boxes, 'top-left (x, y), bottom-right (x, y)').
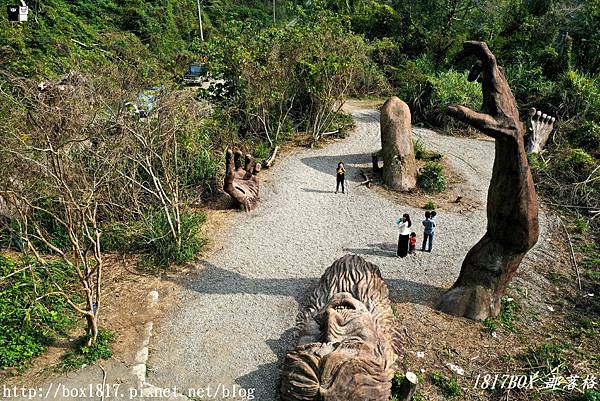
top-left (223, 148), bottom-right (261, 212)
top-left (437, 41), bottom-right (540, 320)
top-left (281, 254), bottom-right (397, 401)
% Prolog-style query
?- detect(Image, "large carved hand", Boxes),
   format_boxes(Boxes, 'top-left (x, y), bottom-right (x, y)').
top-left (446, 41), bottom-right (523, 139)
top-left (223, 148), bottom-right (261, 212)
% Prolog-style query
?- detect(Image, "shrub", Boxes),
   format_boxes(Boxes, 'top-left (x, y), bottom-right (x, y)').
top-left (254, 141), bottom-right (272, 161)
top-left (137, 210), bottom-right (207, 266)
top-left (557, 148), bottom-right (596, 176)
top-left (556, 71), bottom-right (600, 121)
top-left (424, 201), bottom-right (436, 210)
top-left (60, 328), bottom-right (115, 372)
top-left (413, 138), bottom-right (427, 160)
top-left (414, 138), bottom-right (443, 161)
top-left (0, 256), bottom-right (78, 369)
top-left (572, 121), bottom-right (600, 156)
top-left (424, 69), bottom-right (483, 130)
top-left (417, 162), bottom-right (447, 193)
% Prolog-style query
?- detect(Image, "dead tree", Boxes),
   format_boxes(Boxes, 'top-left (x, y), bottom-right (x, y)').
top-left (436, 41), bottom-right (540, 320)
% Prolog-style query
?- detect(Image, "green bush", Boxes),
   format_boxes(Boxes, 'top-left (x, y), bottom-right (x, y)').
top-left (413, 139), bottom-right (443, 161)
top-left (424, 201), bottom-right (436, 210)
top-left (59, 328), bottom-right (115, 372)
top-left (417, 162), bottom-right (447, 193)
top-left (557, 148), bottom-right (596, 177)
top-left (556, 71), bottom-right (600, 122)
top-left (137, 210), bottom-right (207, 266)
top-left (413, 138), bottom-right (427, 160)
top-left (0, 256), bottom-right (78, 369)
top-left (572, 121), bottom-right (600, 156)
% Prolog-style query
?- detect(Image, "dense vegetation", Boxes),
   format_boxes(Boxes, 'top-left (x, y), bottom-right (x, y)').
top-left (0, 0), bottom-right (598, 380)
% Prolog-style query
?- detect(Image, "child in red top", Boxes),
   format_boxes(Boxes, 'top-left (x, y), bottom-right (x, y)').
top-left (409, 232), bottom-right (417, 254)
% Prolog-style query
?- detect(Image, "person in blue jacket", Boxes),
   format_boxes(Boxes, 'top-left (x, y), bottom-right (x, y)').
top-left (422, 211), bottom-right (436, 252)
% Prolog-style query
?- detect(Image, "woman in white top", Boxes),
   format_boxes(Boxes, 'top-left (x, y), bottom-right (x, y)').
top-left (396, 213), bottom-right (412, 257)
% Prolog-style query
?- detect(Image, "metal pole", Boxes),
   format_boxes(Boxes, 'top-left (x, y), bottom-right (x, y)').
top-left (272, 0), bottom-right (275, 23)
top-left (197, 0), bottom-right (204, 41)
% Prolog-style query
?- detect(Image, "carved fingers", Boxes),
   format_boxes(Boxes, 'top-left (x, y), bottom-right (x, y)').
top-left (244, 153), bottom-right (253, 172)
top-left (234, 149), bottom-right (243, 170)
top-left (447, 104), bottom-right (502, 137)
top-left (223, 147), bottom-right (261, 212)
top-left (225, 148), bottom-right (235, 185)
top-left (458, 41), bottom-right (496, 65)
top-left (525, 108), bottom-right (556, 153)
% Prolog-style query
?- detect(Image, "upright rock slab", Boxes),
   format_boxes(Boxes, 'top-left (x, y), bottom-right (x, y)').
top-left (380, 97), bottom-right (417, 191)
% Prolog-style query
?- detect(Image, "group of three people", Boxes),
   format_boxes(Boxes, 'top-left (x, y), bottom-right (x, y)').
top-left (396, 211), bottom-right (437, 257)
top-left (334, 162), bottom-right (437, 258)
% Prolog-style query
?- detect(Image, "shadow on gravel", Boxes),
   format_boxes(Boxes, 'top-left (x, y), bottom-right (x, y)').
top-left (177, 260), bottom-right (445, 309)
top-left (352, 110), bottom-right (380, 124)
top-left (301, 153), bottom-right (373, 183)
top-left (343, 242), bottom-right (397, 257)
top-left (235, 327), bottom-right (296, 401)
top-left (301, 188), bottom-right (334, 194)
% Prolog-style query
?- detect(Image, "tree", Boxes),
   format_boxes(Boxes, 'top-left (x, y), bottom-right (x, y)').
top-left (0, 72), bottom-right (125, 345)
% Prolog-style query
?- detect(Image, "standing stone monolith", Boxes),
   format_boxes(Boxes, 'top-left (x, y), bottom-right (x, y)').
top-left (379, 97), bottom-right (417, 191)
top-left (436, 41), bottom-right (540, 320)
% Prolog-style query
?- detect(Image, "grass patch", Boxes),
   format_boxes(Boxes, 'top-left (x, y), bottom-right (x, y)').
top-left (483, 295), bottom-right (520, 333)
top-left (430, 370), bottom-right (461, 398)
top-left (414, 138), bottom-right (443, 161)
top-left (0, 255), bottom-right (79, 370)
top-left (101, 210), bottom-right (207, 267)
top-left (59, 328), bottom-right (115, 372)
top-left (523, 341), bottom-right (572, 375)
top-left (573, 390), bottom-right (600, 401)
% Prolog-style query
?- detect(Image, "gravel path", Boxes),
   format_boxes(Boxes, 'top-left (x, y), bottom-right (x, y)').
top-left (148, 109), bottom-right (523, 400)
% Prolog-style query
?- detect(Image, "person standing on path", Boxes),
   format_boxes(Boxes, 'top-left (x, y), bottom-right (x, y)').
top-left (335, 162), bottom-right (346, 194)
top-left (396, 213), bottom-right (411, 257)
top-left (422, 211), bottom-right (436, 252)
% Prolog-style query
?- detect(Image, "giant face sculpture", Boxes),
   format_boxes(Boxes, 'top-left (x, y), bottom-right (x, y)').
top-left (281, 254), bottom-right (397, 401)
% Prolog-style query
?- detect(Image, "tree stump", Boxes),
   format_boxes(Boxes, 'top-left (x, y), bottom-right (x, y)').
top-left (397, 372), bottom-right (418, 401)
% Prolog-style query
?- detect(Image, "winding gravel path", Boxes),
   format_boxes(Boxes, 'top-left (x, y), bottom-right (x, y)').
top-left (148, 108), bottom-right (533, 400)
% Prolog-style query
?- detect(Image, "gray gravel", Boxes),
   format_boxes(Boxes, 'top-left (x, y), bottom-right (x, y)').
top-left (147, 109), bottom-right (544, 400)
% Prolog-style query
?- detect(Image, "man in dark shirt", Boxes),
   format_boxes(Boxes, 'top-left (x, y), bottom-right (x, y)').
top-left (422, 211), bottom-right (436, 252)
